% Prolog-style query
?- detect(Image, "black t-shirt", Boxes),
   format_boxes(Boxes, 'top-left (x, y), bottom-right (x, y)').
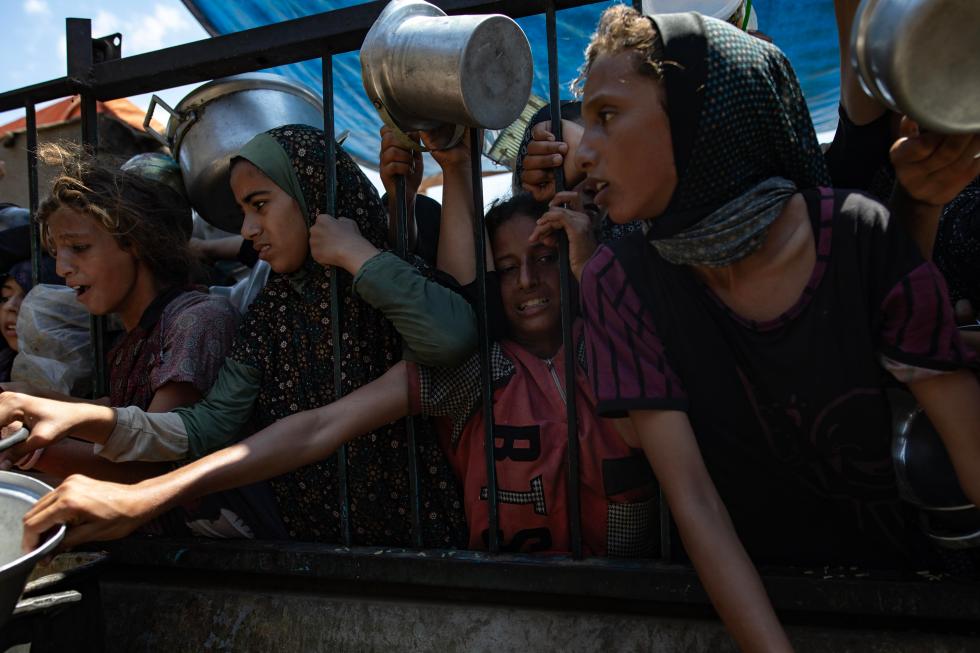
top-left (581, 188), bottom-right (974, 569)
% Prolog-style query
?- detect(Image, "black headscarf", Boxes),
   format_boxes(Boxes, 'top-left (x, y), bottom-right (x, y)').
top-left (644, 13), bottom-right (830, 264)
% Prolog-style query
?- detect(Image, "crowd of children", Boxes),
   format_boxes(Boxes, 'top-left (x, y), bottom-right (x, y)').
top-left (0, 2), bottom-right (978, 650)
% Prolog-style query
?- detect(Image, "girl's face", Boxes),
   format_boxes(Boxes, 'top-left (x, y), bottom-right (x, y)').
top-left (576, 51), bottom-right (678, 223)
top-left (48, 206), bottom-right (143, 317)
top-left (0, 277), bottom-right (25, 351)
top-left (231, 160), bottom-right (309, 274)
top-left (492, 212), bottom-right (563, 358)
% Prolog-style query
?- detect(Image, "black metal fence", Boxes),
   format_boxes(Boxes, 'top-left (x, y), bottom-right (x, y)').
top-left (0, 0), bottom-right (657, 559)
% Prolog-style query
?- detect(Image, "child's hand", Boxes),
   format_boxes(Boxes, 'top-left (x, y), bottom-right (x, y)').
top-left (421, 124), bottom-right (473, 172)
top-left (309, 214), bottom-right (380, 275)
top-left (22, 474), bottom-right (161, 552)
top-left (529, 190), bottom-right (597, 281)
top-left (890, 117), bottom-right (980, 207)
top-left (519, 120), bottom-right (585, 202)
top-left (379, 126), bottom-right (423, 202)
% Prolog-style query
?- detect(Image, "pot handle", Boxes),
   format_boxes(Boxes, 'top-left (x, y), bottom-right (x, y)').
top-left (373, 100), bottom-right (466, 153)
top-left (143, 95), bottom-right (178, 148)
top-left (0, 426), bottom-right (29, 453)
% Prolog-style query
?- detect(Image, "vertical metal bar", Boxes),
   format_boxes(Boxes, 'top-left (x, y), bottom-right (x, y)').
top-left (471, 128), bottom-right (499, 554)
top-left (322, 55), bottom-right (352, 547)
top-left (25, 103), bottom-right (41, 287)
top-left (395, 175), bottom-right (424, 548)
top-left (68, 18), bottom-right (108, 398)
top-left (546, 0), bottom-right (583, 559)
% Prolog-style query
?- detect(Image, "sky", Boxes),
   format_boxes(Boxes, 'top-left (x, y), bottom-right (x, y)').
top-left (0, 0), bottom-right (210, 126)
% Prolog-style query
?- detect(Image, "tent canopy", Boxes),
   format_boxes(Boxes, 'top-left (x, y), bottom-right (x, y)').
top-left (181, 0), bottom-right (842, 167)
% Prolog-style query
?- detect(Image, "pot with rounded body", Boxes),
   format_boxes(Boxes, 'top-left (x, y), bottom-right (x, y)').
top-left (360, 0), bottom-right (533, 132)
top-left (850, 0), bottom-right (980, 134)
top-left (0, 470), bottom-right (66, 628)
top-left (143, 73), bottom-right (324, 233)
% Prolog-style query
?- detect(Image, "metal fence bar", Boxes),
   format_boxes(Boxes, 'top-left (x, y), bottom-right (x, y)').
top-left (321, 54), bottom-right (352, 547)
top-left (546, 0), bottom-right (583, 559)
top-left (470, 128), bottom-right (499, 553)
top-left (0, 1), bottom-right (614, 113)
top-left (25, 103), bottom-right (41, 287)
top-left (394, 175), bottom-right (425, 547)
top-left (67, 18), bottom-right (109, 399)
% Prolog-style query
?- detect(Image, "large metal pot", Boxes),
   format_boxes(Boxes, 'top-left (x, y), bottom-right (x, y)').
top-left (360, 0), bottom-right (533, 132)
top-left (850, 0), bottom-right (980, 134)
top-left (143, 73), bottom-right (324, 233)
top-left (0, 471), bottom-right (66, 628)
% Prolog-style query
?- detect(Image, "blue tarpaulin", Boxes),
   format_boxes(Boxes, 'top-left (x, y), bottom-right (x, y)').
top-left (182, 0), bottom-right (842, 167)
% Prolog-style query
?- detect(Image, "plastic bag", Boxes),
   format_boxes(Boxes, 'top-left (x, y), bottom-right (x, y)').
top-left (11, 284), bottom-right (95, 396)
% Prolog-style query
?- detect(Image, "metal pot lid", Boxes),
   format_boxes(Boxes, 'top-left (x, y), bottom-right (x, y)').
top-left (361, 0), bottom-right (448, 130)
top-left (166, 73), bottom-right (325, 145)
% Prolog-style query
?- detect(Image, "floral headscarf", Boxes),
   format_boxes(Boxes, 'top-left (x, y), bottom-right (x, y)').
top-left (231, 125), bottom-right (465, 546)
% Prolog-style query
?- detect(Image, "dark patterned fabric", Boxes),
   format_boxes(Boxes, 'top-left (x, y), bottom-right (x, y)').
top-left (607, 497), bottom-right (656, 558)
top-left (934, 178), bottom-right (980, 308)
top-left (415, 342), bottom-right (514, 446)
top-left (644, 14), bottom-right (829, 263)
top-left (231, 125), bottom-right (465, 547)
top-left (108, 289), bottom-right (237, 409)
top-left (582, 187), bottom-right (974, 568)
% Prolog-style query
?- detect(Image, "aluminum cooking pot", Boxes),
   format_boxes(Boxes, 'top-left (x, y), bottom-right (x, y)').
top-left (143, 73), bottom-right (324, 233)
top-left (851, 0), bottom-right (980, 134)
top-left (361, 0), bottom-right (533, 133)
top-left (0, 471), bottom-right (66, 629)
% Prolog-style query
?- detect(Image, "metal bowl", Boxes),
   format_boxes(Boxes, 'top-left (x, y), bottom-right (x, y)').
top-left (143, 73), bottom-right (324, 233)
top-left (851, 0), bottom-right (980, 134)
top-left (0, 471), bottom-right (66, 629)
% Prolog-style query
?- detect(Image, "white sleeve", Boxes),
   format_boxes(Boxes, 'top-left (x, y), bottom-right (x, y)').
top-left (92, 406), bottom-right (189, 462)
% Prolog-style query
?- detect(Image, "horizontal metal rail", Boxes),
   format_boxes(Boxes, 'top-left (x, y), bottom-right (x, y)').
top-left (0, 0), bottom-right (604, 111)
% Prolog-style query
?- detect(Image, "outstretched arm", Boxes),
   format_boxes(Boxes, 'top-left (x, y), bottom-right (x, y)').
top-left (630, 409), bottom-right (793, 653)
top-left (21, 361), bottom-right (413, 551)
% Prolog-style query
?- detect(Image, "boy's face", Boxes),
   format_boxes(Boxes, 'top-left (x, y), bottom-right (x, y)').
top-left (576, 51), bottom-right (678, 223)
top-left (492, 212), bottom-right (562, 357)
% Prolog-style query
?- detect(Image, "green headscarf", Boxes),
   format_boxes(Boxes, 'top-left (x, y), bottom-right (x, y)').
top-left (229, 125), bottom-right (465, 546)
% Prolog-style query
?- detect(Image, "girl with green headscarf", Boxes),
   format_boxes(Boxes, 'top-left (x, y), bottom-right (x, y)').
top-left (0, 124), bottom-right (471, 547)
top-left (573, 6), bottom-right (980, 650)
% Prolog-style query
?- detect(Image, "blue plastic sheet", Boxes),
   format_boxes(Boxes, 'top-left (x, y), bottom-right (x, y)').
top-left (184, 0), bottom-right (842, 167)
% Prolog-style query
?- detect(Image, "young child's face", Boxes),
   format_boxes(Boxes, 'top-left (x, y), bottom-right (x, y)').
top-left (0, 277), bottom-right (25, 351)
top-left (231, 160), bottom-right (309, 275)
top-left (577, 51), bottom-right (677, 223)
top-left (48, 206), bottom-right (141, 317)
top-left (493, 213), bottom-right (562, 352)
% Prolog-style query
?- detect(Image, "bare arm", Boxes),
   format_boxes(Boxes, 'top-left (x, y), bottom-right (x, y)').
top-left (421, 127), bottom-right (493, 284)
top-left (908, 370), bottom-right (980, 507)
top-left (379, 127), bottom-right (422, 252)
top-left (630, 409), bottom-right (792, 653)
top-left (834, 0), bottom-right (887, 125)
top-left (21, 362), bottom-right (412, 550)
top-left (0, 392), bottom-right (116, 465)
top-left (26, 381), bottom-right (202, 482)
